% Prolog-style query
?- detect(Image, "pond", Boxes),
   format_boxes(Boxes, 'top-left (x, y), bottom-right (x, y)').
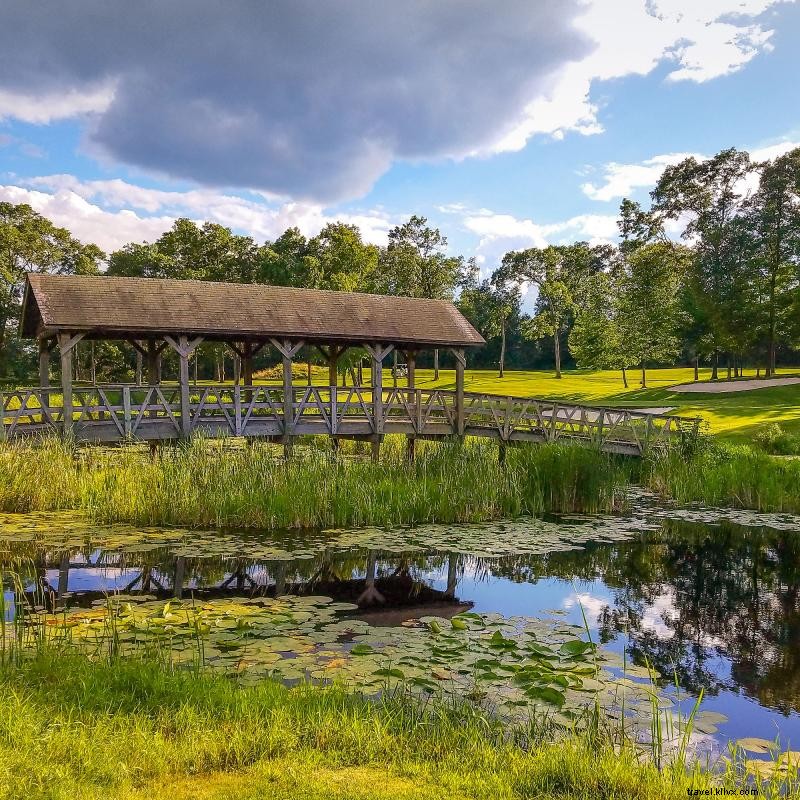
top-left (2, 503), bottom-right (800, 753)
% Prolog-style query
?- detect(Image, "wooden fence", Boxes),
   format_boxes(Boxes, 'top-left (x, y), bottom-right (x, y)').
top-left (0, 384), bottom-right (700, 455)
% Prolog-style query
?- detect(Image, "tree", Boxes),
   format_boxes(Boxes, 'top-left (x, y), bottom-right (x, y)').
top-left (378, 215), bottom-right (467, 377)
top-left (748, 148), bottom-right (800, 375)
top-left (569, 271), bottom-right (633, 387)
top-left (0, 202), bottom-right (103, 377)
top-left (306, 223), bottom-right (379, 292)
top-left (615, 242), bottom-right (689, 387)
top-left (651, 148), bottom-right (757, 378)
top-left (458, 278), bottom-right (520, 377)
top-left (497, 243), bottom-right (605, 378)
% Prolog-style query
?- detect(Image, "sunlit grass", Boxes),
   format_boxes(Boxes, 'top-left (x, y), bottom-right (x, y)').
top-left (0, 436), bottom-right (630, 527)
top-left (0, 650), bottom-right (783, 800)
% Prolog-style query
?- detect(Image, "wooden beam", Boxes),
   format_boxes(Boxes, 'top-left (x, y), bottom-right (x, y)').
top-left (38, 339), bottom-right (51, 419)
top-left (129, 339), bottom-right (148, 358)
top-left (363, 343), bottom-right (393, 460)
top-left (165, 335), bottom-right (203, 437)
top-left (57, 332), bottom-right (83, 436)
top-left (450, 347), bottom-right (466, 437)
top-left (271, 338), bottom-right (303, 452)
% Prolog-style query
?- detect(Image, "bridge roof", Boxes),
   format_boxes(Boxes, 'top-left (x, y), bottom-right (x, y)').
top-left (21, 274), bottom-right (484, 348)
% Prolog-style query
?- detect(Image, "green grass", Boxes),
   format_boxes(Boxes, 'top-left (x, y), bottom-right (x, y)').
top-left (409, 366), bottom-right (800, 443)
top-left (645, 444), bottom-right (800, 513)
top-left (0, 436), bottom-right (630, 527)
top-left (0, 650), bottom-right (783, 800)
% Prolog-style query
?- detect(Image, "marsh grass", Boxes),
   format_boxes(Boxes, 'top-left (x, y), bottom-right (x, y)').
top-left (645, 444), bottom-right (800, 513)
top-left (0, 648), bottom-right (775, 800)
top-left (0, 436), bottom-right (630, 528)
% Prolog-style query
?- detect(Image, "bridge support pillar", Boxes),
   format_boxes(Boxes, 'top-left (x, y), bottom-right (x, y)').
top-left (270, 337), bottom-right (305, 457)
top-left (449, 347), bottom-right (466, 438)
top-left (406, 351), bottom-right (417, 461)
top-left (57, 331), bottom-right (85, 437)
top-left (364, 342), bottom-right (393, 463)
top-left (165, 335), bottom-right (203, 438)
top-left (39, 338), bottom-right (55, 421)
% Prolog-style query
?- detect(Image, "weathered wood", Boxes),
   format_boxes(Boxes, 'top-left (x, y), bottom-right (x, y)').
top-left (164, 335), bottom-right (203, 437)
top-left (450, 347), bottom-right (466, 437)
top-left (1, 380), bottom-right (700, 457)
top-left (57, 331), bottom-right (85, 435)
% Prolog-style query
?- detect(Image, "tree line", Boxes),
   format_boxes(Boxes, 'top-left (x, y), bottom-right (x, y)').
top-left (1, 145), bottom-right (798, 384)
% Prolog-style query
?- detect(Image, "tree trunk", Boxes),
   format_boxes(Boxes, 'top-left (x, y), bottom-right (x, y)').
top-left (694, 356), bottom-right (699, 382)
top-left (726, 355), bottom-right (731, 381)
top-left (712, 351), bottom-right (719, 381)
top-left (498, 317), bottom-right (506, 378)
top-left (553, 331), bottom-right (562, 379)
top-left (640, 360), bottom-right (646, 388)
top-left (433, 348), bottom-right (439, 380)
top-left (621, 366), bottom-right (628, 388)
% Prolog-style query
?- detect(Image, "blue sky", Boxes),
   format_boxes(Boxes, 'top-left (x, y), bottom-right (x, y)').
top-left (1, 0), bottom-right (799, 276)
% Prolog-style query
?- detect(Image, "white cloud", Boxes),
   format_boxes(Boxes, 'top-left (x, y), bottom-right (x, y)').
top-left (491, 0), bottom-right (790, 150)
top-left (582, 139), bottom-right (800, 202)
top-left (581, 154), bottom-right (701, 202)
top-left (0, 84), bottom-right (114, 124)
top-left (459, 208), bottom-right (619, 268)
top-left (0, 176), bottom-right (394, 252)
top-left (0, 1), bottom-right (791, 200)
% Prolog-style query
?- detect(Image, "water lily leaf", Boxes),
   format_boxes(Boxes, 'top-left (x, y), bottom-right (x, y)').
top-left (736, 738), bottom-right (777, 754)
top-left (559, 640), bottom-right (591, 657)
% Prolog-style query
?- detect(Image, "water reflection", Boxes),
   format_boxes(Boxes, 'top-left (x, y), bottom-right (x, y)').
top-left (3, 513), bottom-right (800, 745)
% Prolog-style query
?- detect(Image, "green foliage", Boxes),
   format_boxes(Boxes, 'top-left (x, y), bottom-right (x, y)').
top-left (645, 443), bottom-right (800, 512)
top-left (0, 650), bottom-right (744, 800)
top-left (0, 202), bottom-right (104, 377)
top-left (0, 437), bottom-right (629, 526)
top-left (754, 423), bottom-right (800, 456)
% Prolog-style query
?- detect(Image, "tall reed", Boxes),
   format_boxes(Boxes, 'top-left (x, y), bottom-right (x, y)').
top-left (645, 444), bottom-right (800, 513)
top-left (0, 436), bottom-right (630, 529)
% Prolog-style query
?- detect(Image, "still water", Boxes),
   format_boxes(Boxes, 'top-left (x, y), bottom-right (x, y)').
top-left (2, 506), bottom-right (800, 749)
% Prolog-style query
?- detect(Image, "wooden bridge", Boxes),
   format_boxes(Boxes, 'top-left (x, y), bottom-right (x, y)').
top-left (0, 383), bottom-right (698, 456)
top-left (12, 274), bottom-right (699, 457)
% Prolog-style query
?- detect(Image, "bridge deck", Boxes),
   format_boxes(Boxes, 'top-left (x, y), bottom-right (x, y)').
top-left (0, 384), bottom-right (699, 456)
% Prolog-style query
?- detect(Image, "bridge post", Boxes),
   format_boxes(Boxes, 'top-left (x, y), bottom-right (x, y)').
top-left (449, 347), bottom-right (466, 438)
top-left (38, 338), bottom-right (54, 421)
top-left (57, 331), bottom-right (85, 437)
top-left (165, 335), bottom-right (203, 439)
top-left (364, 343), bottom-right (393, 462)
top-left (406, 351), bottom-right (416, 462)
top-left (270, 338), bottom-right (305, 458)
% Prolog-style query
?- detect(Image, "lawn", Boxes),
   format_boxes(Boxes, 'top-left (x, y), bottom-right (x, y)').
top-left (409, 366), bottom-right (800, 442)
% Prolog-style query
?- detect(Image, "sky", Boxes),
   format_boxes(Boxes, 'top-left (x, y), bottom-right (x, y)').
top-left (1, 0), bottom-right (799, 278)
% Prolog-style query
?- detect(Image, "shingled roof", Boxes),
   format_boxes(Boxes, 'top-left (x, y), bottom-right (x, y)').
top-left (21, 274), bottom-right (484, 348)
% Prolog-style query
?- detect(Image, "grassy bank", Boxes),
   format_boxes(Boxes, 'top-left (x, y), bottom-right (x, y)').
top-left (0, 436), bottom-right (629, 528)
top-left (0, 650), bottom-right (771, 800)
top-left (645, 444), bottom-right (800, 513)
top-left (415, 366), bottom-right (800, 442)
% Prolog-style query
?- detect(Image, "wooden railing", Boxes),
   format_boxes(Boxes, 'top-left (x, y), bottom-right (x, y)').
top-left (0, 384), bottom-right (700, 454)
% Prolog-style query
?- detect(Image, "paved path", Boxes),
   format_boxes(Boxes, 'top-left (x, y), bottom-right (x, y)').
top-left (671, 377), bottom-right (800, 394)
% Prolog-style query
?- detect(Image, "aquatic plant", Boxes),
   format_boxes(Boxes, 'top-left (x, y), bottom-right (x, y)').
top-left (0, 436), bottom-right (630, 528)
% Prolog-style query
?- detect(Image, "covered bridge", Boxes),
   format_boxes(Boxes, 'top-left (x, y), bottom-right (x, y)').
top-left (17, 273), bottom-right (483, 453)
top-left (6, 274), bottom-right (694, 456)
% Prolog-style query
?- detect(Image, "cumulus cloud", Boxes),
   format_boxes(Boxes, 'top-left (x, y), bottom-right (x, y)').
top-left (0, 0), bottom-right (590, 202)
top-left (455, 207), bottom-right (619, 268)
top-left (0, 176), bottom-right (394, 252)
top-left (490, 0), bottom-right (792, 151)
top-left (0, 1), bottom-right (790, 201)
top-left (582, 139), bottom-right (800, 202)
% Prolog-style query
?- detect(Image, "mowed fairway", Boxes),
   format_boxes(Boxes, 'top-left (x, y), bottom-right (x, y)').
top-left (406, 366), bottom-right (800, 442)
